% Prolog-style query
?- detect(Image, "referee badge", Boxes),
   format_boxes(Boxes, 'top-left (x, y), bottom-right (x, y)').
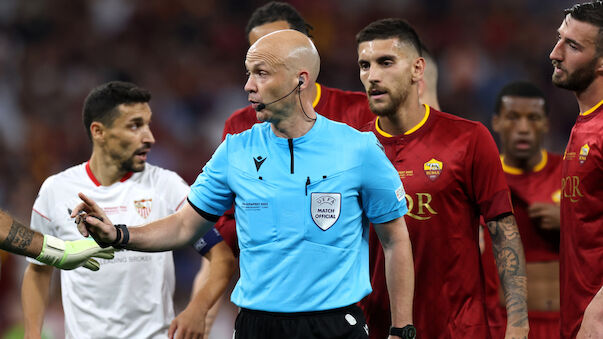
top-left (311, 193), bottom-right (341, 231)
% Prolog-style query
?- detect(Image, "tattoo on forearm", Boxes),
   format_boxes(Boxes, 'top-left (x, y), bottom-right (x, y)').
top-left (2, 219), bottom-right (35, 256)
top-left (487, 215), bottom-right (528, 329)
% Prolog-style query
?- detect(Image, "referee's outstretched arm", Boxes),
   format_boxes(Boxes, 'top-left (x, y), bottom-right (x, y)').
top-left (374, 216), bottom-right (415, 328)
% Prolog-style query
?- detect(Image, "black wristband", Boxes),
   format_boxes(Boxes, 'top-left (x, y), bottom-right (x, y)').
top-left (112, 224), bottom-right (129, 249)
top-left (390, 325), bottom-right (416, 339)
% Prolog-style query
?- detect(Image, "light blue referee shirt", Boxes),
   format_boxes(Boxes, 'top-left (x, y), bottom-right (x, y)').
top-left (189, 114), bottom-right (407, 312)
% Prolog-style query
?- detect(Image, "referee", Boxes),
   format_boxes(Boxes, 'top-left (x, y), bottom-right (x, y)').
top-left (73, 29), bottom-right (415, 339)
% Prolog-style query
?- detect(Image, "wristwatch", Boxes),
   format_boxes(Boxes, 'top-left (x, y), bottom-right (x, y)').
top-left (390, 324), bottom-right (416, 339)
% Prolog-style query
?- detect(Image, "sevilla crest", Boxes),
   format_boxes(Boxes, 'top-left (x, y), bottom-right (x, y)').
top-left (134, 199), bottom-right (152, 219)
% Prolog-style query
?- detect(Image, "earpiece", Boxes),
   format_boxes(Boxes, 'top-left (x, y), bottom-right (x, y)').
top-left (298, 77), bottom-right (304, 86)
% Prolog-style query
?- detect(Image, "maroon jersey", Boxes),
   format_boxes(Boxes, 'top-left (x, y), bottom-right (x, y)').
top-left (215, 83), bottom-right (374, 255)
top-left (359, 105), bottom-right (513, 339)
top-left (482, 151), bottom-right (562, 338)
top-left (560, 101), bottom-right (603, 339)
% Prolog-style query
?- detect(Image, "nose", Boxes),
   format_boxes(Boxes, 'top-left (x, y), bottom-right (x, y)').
top-left (244, 76), bottom-right (256, 93)
top-left (516, 117), bottom-right (530, 134)
top-left (550, 40), bottom-right (563, 62)
top-left (142, 126), bottom-right (155, 145)
top-left (367, 66), bottom-right (381, 84)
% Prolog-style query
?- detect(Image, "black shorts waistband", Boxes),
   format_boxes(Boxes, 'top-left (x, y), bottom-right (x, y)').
top-left (240, 304), bottom-right (359, 318)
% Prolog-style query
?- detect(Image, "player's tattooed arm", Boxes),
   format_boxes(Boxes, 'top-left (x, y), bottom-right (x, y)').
top-left (486, 214), bottom-right (529, 339)
top-left (0, 210), bottom-right (43, 258)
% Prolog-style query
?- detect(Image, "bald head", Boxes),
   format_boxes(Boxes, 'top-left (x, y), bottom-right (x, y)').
top-left (247, 29), bottom-right (320, 84)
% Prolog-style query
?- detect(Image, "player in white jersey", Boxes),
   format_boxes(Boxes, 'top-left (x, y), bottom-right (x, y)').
top-left (21, 81), bottom-right (235, 339)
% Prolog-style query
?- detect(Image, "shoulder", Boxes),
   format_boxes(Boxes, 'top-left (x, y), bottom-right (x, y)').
top-left (322, 85), bottom-right (367, 102)
top-left (40, 163), bottom-right (87, 191)
top-left (431, 109), bottom-right (492, 138)
top-left (224, 105), bottom-right (259, 135)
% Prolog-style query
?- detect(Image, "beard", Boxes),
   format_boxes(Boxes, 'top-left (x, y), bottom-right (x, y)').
top-left (368, 88), bottom-right (408, 118)
top-left (120, 156), bottom-right (145, 173)
top-left (552, 57), bottom-right (598, 92)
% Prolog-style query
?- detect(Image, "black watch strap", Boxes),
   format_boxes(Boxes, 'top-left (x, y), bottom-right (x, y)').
top-left (390, 324), bottom-right (416, 339)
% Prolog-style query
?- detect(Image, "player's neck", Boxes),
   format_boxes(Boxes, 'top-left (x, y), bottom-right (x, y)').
top-left (270, 107), bottom-right (316, 139)
top-left (88, 152), bottom-right (129, 186)
top-left (380, 98), bottom-right (425, 136)
top-left (575, 78), bottom-right (603, 114)
top-left (502, 149), bottom-right (544, 172)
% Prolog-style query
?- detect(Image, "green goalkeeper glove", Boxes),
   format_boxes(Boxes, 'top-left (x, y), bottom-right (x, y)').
top-left (36, 235), bottom-right (115, 271)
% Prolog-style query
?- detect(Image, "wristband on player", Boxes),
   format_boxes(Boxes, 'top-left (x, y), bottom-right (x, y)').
top-left (390, 325), bottom-right (416, 339)
top-left (94, 224), bottom-right (129, 249)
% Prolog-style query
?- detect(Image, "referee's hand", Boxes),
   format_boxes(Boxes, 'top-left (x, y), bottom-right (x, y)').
top-left (71, 192), bottom-right (117, 244)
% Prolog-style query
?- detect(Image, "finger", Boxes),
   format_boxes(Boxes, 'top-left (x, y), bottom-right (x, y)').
top-left (168, 320), bottom-right (177, 338)
top-left (77, 220), bottom-right (90, 237)
top-left (78, 192), bottom-right (104, 214)
top-left (92, 249), bottom-right (115, 260)
top-left (84, 215), bottom-right (106, 229)
top-left (70, 202), bottom-right (89, 218)
top-left (83, 258), bottom-right (100, 271)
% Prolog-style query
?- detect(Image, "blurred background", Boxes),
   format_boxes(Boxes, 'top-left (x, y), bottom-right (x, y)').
top-left (0, 0), bottom-right (579, 337)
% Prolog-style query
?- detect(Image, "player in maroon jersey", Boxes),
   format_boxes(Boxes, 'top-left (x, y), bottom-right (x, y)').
top-left (549, 2), bottom-right (603, 338)
top-left (355, 18), bottom-right (528, 339)
top-left (482, 81), bottom-right (562, 339)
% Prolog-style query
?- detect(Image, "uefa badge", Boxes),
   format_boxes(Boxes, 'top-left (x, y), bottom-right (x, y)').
top-left (311, 193), bottom-right (341, 231)
top-left (134, 198), bottom-right (152, 219)
top-left (423, 158), bottom-right (443, 181)
top-left (579, 144), bottom-right (590, 165)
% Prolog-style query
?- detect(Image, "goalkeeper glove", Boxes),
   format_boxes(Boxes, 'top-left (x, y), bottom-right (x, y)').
top-left (36, 235), bottom-right (115, 271)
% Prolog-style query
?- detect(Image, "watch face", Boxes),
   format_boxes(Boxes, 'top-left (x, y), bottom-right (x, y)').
top-left (404, 326), bottom-right (416, 338)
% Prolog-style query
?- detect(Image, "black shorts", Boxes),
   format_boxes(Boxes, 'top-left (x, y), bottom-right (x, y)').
top-left (234, 304), bottom-right (369, 339)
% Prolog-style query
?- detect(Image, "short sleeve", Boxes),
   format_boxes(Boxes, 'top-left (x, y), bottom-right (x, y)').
top-left (468, 124), bottom-right (513, 221)
top-left (188, 137), bottom-right (235, 220)
top-left (360, 133), bottom-right (408, 223)
top-left (27, 179), bottom-right (55, 265)
top-left (157, 170), bottom-right (190, 212)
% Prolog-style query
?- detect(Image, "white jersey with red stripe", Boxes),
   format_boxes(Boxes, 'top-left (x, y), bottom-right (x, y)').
top-left (27, 161), bottom-right (189, 339)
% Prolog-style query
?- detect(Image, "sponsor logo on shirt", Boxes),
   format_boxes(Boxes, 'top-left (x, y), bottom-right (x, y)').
top-left (134, 199), bottom-right (152, 219)
top-left (562, 176), bottom-right (583, 203)
top-left (405, 193), bottom-right (438, 220)
top-left (398, 170), bottom-right (414, 178)
top-left (311, 193), bottom-right (341, 231)
top-left (579, 144), bottom-right (590, 165)
top-left (423, 158), bottom-right (443, 181)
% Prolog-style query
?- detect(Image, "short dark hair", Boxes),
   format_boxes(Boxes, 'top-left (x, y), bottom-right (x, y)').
top-left (245, 2), bottom-right (313, 39)
top-left (356, 18), bottom-right (423, 56)
top-left (565, 1), bottom-right (603, 54)
top-left (494, 81), bottom-right (548, 115)
top-left (82, 81), bottom-right (151, 141)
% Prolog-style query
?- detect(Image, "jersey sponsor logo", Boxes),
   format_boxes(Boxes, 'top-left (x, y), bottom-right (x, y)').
top-left (562, 176), bottom-right (583, 203)
top-left (423, 158), bottom-right (443, 181)
top-left (405, 193), bottom-right (438, 220)
top-left (311, 193), bottom-right (341, 231)
top-left (564, 151), bottom-right (576, 161)
top-left (254, 155), bottom-right (267, 171)
top-left (134, 199), bottom-right (152, 218)
top-left (579, 144), bottom-right (590, 165)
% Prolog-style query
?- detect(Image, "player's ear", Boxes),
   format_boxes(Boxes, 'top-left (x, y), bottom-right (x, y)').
top-left (596, 56), bottom-right (603, 75)
top-left (491, 114), bottom-right (501, 132)
top-left (90, 121), bottom-right (105, 143)
top-left (411, 57), bottom-right (425, 83)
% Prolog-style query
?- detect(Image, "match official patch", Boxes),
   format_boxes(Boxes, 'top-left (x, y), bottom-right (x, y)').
top-left (311, 193), bottom-right (341, 231)
top-left (395, 184), bottom-right (405, 201)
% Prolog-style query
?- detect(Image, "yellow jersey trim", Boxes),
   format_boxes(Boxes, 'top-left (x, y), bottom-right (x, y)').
top-left (312, 83), bottom-right (321, 108)
top-left (501, 150), bottom-right (548, 174)
top-left (375, 104), bottom-right (430, 138)
top-left (580, 99), bottom-right (603, 116)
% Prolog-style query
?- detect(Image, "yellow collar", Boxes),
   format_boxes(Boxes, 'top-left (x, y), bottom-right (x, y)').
top-left (580, 99), bottom-right (603, 116)
top-left (376, 105), bottom-right (430, 137)
top-left (500, 150), bottom-right (547, 174)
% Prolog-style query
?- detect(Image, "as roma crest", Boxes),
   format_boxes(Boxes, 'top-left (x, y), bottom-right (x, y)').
top-left (579, 144), bottom-right (590, 165)
top-left (311, 193), bottom-right (341, 231)
top-left (134, 199), bottom-right (152, 219)
top-left (424, 158), bottom-right (443, 181)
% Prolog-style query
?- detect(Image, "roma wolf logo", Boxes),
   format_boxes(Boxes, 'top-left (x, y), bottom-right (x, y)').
top-left (579, 144), bottom-right (590, 165)
top-left (424, 158), bottom-right (443, 181)
top-left (134, 198), bottom-right (152, 219)
top-left (311, 193), bottom-right (341, 231)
